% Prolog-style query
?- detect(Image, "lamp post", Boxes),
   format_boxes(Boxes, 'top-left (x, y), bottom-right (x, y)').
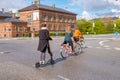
top-left (114, 23), bottom-right (116, 32)
top-left (92, 22), bottom-right (95, 34)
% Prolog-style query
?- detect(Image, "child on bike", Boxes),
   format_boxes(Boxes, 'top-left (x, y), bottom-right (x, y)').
top-left (62, 25), bottom-right (74, 52)
top-left (73, 27), bottom-right (83, 43)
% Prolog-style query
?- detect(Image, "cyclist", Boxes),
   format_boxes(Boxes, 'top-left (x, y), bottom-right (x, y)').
top-left (62, 25), bottom-right (73, 52)
top-left (73, 27), bottom-right (84, 43)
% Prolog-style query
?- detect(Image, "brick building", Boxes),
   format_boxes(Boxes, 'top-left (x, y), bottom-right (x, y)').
top-left (0, 10), bottom-right (27, 38)
top-left (18, 0), bottom-right (77, 34)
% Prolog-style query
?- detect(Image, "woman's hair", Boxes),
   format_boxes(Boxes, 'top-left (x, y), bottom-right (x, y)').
top-left (42, 24), bottom-right (47, 27)
top-left (65, 25), bottom-right (71, 33)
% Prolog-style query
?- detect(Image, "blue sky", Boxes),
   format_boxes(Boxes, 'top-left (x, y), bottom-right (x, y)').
top-left (0, 0), bottom-right (120, 20)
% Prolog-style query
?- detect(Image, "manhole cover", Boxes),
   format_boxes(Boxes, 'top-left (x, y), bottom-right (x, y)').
top-left (0, 51), bottom-right (11, 54)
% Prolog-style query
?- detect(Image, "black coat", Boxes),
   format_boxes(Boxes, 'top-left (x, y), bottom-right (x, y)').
top-left (37, 29), bottom-right (51, 52)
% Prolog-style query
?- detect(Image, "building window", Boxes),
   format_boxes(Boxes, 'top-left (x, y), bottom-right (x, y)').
top-left (68, 18), bottom-right (70, 23)
top-left (27, 15), bottom-right (32, 26)
top-left (65, 18), bottom-right (68, 23)
top-left (8, 28), bottom-right (11, 32)
top-left (63, 18), bottom-right (65, 22)
top-left (53, 25), bottom-right (57, 31)
top-left (42, 14), bottom-right (47, 21)
top-left (48, 16), bottom-right (52, 21)
top-left (4, 34), bottom-right (6, 37)
top-left (4, 26), bottom-right (6, 32)
top-left (48, 24), bottom-right (52, 31)
top-left (54, 16), bottom-right (56, 22)
top-left (16, 26), bottom-right (19, 32)
top-left (33, 11), bottom-right (39, 20)
top-left (16, 34), bottom-right (19, 37)
top-left (59, 17), bottom-right (62, 22)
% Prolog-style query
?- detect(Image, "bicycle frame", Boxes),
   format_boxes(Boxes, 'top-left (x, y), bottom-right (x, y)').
top-left (60, 40), bottom-right (82, 58)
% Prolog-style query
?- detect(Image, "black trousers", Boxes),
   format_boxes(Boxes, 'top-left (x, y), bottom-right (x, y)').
top-left (42, 42), bottom-right (53, 57)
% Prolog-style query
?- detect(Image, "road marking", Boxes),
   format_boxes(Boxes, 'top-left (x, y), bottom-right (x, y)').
top-left (103, 45), bottom-right (110, 48)
top-left (99, 40), bottom-right (109, 46)
top-left (114, 47), bottom-right (120, 51)
top-left (57, 75), bottom-right (69, 80)
top-left (0, 52), bottom-right (4, 54)
top-left (0, 51), bottom-right (11, 54)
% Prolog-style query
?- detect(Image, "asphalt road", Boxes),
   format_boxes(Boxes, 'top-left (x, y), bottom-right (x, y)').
top-left (0, 34), bottom-right (120, 80)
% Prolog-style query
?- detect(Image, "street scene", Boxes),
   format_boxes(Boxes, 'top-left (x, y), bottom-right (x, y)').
top-left (1, 0), bottom-right (120, 80)
top-left (0, 34), bottom-right (120, 80)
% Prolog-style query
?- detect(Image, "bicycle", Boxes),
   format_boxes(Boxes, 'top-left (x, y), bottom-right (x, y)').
top-left (60, 39), bottom-right (84, 58)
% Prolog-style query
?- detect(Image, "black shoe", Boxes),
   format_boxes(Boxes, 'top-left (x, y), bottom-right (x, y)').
top-left (50, 59), bottom-right (55, 65)
top-left (35, 62), bottom-right (40, 68)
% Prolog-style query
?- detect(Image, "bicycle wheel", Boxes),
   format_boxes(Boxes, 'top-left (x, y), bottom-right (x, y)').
top-left (74, 43), bottom-right (82, 54)
top-left (60, 47), bottom-right (67, 58)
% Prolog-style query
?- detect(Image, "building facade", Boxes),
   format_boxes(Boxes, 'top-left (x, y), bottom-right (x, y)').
top-left (0, 10), bottom-right (28, 38)
top-left (18, 0), bottom-right (77, 33)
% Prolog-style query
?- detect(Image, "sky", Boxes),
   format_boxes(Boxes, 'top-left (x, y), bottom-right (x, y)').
top-left (0, 0), bottom-right (120, 20)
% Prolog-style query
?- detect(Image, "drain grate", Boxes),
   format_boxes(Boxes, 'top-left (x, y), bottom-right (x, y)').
top-left (0, 51), bottom-right (11, 54)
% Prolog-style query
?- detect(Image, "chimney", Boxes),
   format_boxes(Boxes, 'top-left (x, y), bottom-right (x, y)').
top-left (12, 13), bottom-right (16, 18)
top-left (51, 4), bottom-right (55, 8)
top-left (33, 0), bottom-right (40, 4)
top-left (8, 10), bottom-right (12, 14)
top-left (36, 0), bottom-right (40, 4)
top-left (1, 8), bottom-right (4, 12)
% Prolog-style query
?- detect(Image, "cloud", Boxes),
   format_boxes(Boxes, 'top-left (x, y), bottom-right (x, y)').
top-left (78, 11), bottom-right (98, 20)
top-left (111, 9), bottom-right (120, 13)
top-left (70, 0), bottom-right (120, 19)
top-left (0, 0), bottom-right (30, 12)
top-left (70, 0), bottom-right (120, 11)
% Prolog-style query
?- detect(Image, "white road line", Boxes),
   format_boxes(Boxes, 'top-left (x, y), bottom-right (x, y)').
top-left (99, 40), bottom-right (109, 46)
top-left (0, 52), bottom-right (4, 54)
top-left (114, 47), bottom-right (120, 51)
top-left (103, 45), bottom-right (110, 48)
top-left (57, 75), bottom-right (69, 80)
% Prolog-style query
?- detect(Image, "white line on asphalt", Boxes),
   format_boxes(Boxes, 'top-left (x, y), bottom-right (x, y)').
top-left (57, 75), bottom-right (69, 80)
top-left (114, 47), bottom-right (120, 51)
top-left (103, 45), bottom-right (110, 48)
top-left (99, 40), bottom-right (109, 46)
top-left (0, 52), bottom-right (4, 54)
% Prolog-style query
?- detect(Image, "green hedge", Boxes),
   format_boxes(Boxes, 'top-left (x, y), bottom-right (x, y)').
top-left (24, 33), bottom-right (31, 37)
top-left (50, 32), bottom-right (65, 36)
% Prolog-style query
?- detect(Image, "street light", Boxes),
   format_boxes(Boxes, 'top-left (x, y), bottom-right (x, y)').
top-left (92, 22), bottom-right (95, 34)
top-left (114, 23), bottom-right (116, 32)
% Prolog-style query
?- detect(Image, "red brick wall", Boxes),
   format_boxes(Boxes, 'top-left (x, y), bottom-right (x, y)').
top-left (19, 9), bottom-right (76, 33)
top-left (0, 22), bottom-right (27, 38)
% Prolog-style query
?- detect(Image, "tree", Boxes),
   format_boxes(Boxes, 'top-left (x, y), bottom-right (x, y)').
top-left (114, 18), bottom-right (120, 33)
top-left (93, 20), bottom-right (106, 34)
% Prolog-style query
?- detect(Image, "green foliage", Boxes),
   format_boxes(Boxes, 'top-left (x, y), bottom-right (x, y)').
top-left (114, 18), bottom-right (120, 33)
top-left (76, 18), bottom-right (120, 34)
top-left (94, 20), bottom-right (106, 34)
top-left (24, 33), bottom-right (31, 37)
top-left (106, 23), bottom-right (114, 33)
top-left (49, 32), bottom-right (65, 36)
top-left (35, 33), bottom-right (39, 37)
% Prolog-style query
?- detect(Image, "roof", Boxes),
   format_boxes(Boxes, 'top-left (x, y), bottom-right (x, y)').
top-left (0, 18), bottom-right (26, 23)
top-left (19, 4), bottom-right (77, 15)
top-left (0, 11), bottom-right (12, 17)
